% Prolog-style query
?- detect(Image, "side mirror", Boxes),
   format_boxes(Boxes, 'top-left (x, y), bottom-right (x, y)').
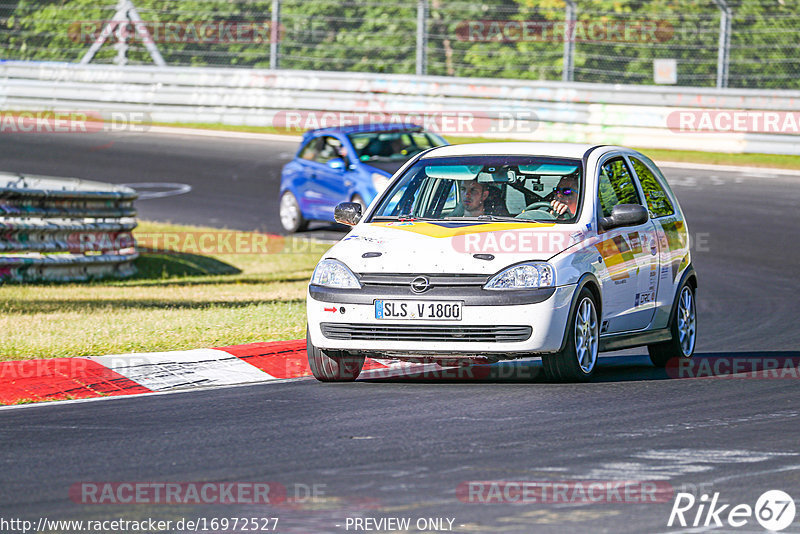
top-left (599, 204), bottom-right (648, 231)
top-left (327, 158), bottom-right (346, 171)
top-left (334, 202), bottom-right (363, 226)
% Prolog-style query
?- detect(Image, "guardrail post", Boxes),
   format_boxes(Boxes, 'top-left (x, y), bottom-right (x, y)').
top-left (416, 0), bottom-right (429, 76)
top-left (562, 0), bottom-right (576, 82)
top-left (713, 0), bottom-right (731, 88)
top-left (270, 0), bottom-right (281, 70)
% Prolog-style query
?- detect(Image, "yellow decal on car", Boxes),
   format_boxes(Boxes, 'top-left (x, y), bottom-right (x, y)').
top-left (595, 235), bottom-right (636, 281)
top-left (371, 221), bottom-right (555, 239)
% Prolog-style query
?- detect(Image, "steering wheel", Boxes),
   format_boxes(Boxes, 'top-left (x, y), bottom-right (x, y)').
top-left (523, 201), bottom-right (552, 211)
top-left (517, 201), bottom-right (557, 221)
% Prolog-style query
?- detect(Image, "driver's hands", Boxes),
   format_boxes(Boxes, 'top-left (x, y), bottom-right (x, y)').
top-left (550, 199), bottom-right (570, 217)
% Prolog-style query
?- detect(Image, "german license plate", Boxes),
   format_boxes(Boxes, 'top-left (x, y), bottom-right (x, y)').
top-left (375, 300), bottom-right (462, 321)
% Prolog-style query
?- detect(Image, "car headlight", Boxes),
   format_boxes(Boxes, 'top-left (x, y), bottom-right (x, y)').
top-left (484, 262), bottom-right (554, 290)
top-left (311, 259), bottom-right (361, 289)
top-left (372, 173), bottom-right (390, 193)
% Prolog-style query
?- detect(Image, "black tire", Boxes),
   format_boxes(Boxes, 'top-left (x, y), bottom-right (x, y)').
top-left (307, 328), bottom-right (365, 382)
top-left (542, 288), bottom-right (599, 383)
top-left (279, 191), bottom-right (308, 233)
top-left (648, 282), bottom-right (697, 367)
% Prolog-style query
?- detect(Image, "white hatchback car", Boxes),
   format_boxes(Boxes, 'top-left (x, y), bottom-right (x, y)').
top-left (306, 143), bottom-right (697, 382)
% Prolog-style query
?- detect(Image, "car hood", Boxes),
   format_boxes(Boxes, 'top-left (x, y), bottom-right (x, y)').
top-left (326, 220), bottom-right (590, 275)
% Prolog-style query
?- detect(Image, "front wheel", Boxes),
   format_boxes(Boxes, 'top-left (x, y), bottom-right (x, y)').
top-left (279, 191), bottom-right (308, 233)
top-left (648, 283), bottom-right (697, 367)
top-left (307, 328), bottom-right (365, 382)
top-left (542, 288), bottom-right (599, 382)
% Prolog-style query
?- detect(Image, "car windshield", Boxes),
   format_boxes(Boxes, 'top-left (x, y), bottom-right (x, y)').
top-left (348, 130), bottom-right (447, 162)
top-left (369, 155), bottom-right (584, 223)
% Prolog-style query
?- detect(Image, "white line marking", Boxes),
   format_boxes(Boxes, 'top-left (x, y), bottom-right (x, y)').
top-left (146, 125), bottom-right (299, 143)
top-left (657, 160), bottom-right (800, 177)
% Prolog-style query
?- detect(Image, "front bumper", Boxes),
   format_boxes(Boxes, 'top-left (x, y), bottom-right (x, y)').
top-left (307, 284), bottom-right (576, 356)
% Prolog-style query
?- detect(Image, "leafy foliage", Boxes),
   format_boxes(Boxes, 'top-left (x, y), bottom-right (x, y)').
top-left (1, 0), bottom-right (797, 88)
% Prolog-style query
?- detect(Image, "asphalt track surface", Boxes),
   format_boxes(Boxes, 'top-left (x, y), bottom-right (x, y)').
top-left (1, 130), bottom-right (799, 533)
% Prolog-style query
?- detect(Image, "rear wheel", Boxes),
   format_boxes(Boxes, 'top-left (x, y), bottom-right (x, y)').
top-left (648, 282), bottom-right (696, 367)
top-left (280, 191), bottom-right (308, 233)
top-left (307, 328), bottom-right (365, 382)
top-left (542, 288), bottom-right (599, 382)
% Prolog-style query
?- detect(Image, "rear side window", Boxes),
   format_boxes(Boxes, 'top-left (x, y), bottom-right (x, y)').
top-left (630, 157), bottom-right (675, 218)
top-left (597, 157), bottom-right (642, 217)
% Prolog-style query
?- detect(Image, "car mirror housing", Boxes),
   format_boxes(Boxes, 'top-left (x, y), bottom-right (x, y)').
top-left (334, 202), bottom-right (363, 226)
top-left (328, 158), bottom-right (346, 171)
top-left (599, 204), bottom-right (649, 231)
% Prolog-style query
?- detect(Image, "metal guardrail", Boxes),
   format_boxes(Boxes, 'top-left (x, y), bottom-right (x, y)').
top-left (1, 61), bottom-right (799, 155)
top-left (0, 172), bottom-right (138, 282)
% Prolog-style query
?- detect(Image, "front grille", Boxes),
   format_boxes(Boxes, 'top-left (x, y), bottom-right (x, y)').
top-left (358, 273), bottom-right (490, 288)
top-left (321, 323), bottom-right (532, 343)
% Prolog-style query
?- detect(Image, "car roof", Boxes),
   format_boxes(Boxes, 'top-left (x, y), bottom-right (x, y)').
top-left (304, 122), bottom-right (424, 137)
top-left (420, 142), bottom-right (614, 160)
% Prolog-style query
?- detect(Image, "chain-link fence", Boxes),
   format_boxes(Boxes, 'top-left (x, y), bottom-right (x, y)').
top-left (1, 0), bottom-right (798, 89)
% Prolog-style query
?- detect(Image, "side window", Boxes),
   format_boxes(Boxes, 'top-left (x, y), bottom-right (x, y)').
top-left (299, 138), bottom-right (319, 160)
top-left (442, 180), bottom-right (458, 211)
top-left (410, 132), bottom-right (434, 150)
top-left (598, 157), bottom-right (642, 218)
top-left (630, 157), bottom-right (675, 218)
top-left (314, 136), bottom-right (342, 164)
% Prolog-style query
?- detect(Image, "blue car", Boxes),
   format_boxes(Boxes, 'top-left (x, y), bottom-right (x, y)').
top-left (278, 123), bottom-right (448, 232)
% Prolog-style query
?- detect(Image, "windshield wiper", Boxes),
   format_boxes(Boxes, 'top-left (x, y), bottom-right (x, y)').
top-left (443, 215), bottom-right (522, 222)
top-left (476, 215), bottom-right (516, 221)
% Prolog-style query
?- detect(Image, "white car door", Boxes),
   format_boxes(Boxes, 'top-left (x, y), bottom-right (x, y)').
top-left (594, 155), bottom-right (659, 334)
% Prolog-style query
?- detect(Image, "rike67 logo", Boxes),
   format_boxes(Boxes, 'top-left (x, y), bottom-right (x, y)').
top-left (668, 490), bottom-right (796, 531)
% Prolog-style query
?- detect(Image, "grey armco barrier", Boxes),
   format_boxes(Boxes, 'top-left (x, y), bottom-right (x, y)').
top-left (1, 61), bottom-right (799, 154)
top-left (0, 173), bottom-right (138, 282)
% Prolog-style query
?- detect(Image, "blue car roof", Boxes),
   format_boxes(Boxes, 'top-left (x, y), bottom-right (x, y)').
top-left (302, 122), bottom-right (423, 139)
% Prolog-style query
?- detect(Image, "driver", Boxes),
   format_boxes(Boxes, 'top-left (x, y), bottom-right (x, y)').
top-left (460, 179), bottom-right (489, 216)
top-left (550, 175), bottom-right (579, 219)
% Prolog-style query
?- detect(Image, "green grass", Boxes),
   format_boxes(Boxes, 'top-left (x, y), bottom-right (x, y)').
top-left (0, 221), bottom-right (330, 361)
top-left (156, 122), bottom-right (800, 171)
